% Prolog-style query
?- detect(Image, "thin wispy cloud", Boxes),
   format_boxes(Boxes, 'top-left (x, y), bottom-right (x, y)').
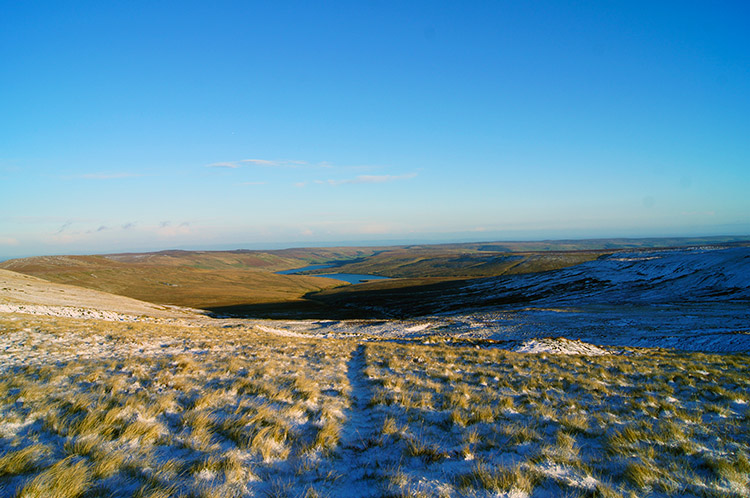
top-left (207, 159), bottom-right (308, 169)
top-left (240, 181), bottom-right (266, 186)
top-left (0, 237), bottom-right (19, 246)
top-left (155, 221), bottom-right (191, 237)
top-left (1, 216), bottom-right (80, 224)
top-left (56, 221), bottom-right (72, 234)
top-left (325, 173), bottom-right (417, 186)
top-left (243, 159), bottom-right (290, 166)
top-left (79, 172), bottom-right (141, 179)
top-left (206, 162), bottom-right (242, 169)
top-left (681, 211), bottom-right (716, 216)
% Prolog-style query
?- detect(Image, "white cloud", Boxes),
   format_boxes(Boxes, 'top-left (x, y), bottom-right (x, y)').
top-left (0, 237), bottom-right (19, 246)
top-left (155, 221), bottom-right (191, 237)
top-left (242, 159), bottom-right (277, 166)
top-left (79, 172), bottom-right (141, 179)
top-left (357, 223), bottom-right (392, 234)
top-left (207, 158), bottom-right (308, 169)
top-left (325, 173), bottom-right (417, 186)
top-left (206, 162), bottom-right (241, 169)
top-left (241, 159), bottom-right (293, 166)
top-left (681, 211), bottom-right (716, 216)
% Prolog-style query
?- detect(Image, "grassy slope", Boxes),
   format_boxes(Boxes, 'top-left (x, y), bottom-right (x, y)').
top-left (0, 251), bottom-right (365, 309)
top-left (311, 247), bottom-right (608, 278)
top-left (313, 235), bottom-right (750, 279)
top-left (1, 313), bottom-right (748, 498)
top-left (4, 237), bottom-right (749, 317)
top-left (0, 269), bottom-right (193, 318)
top-left (0, 246), bottom-right (604, 315)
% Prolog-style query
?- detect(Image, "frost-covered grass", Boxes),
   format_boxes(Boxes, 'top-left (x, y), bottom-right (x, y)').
top-left (1, 314), bottom-right (749, 498)
top-left (0, 315), bottom-right (354, 497)
top-left (363, 341), bottom-right (750, 497)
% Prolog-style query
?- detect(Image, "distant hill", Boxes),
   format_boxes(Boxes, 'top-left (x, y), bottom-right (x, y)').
top-left (0, 268), bottom-right (196, 318)
top-left (2, 236), bottom-right (748, 317)
top-left (305, 245), bottom-right (750, 318)
top-left (0, 248), bottom-right (378, 310)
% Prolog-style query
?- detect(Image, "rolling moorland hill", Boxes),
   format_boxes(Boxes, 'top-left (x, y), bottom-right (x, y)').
top-left (0, 244), bottom-right (605, 315)
top-left (0, 268), bottom-right (199, 320)
top-left (309, 235), bottom-right (750, 278)
top-left (2, 236), bottom-right (750, 319)
top-left (0, 250), bottom-right (360, 310)
top-left (307, 245), bottom-right (750, 318)
top-left (1, 243), bottom-right (749, 497)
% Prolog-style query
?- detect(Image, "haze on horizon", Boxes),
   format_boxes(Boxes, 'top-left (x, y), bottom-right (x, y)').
top-left (2, 1), bottom-right (749, 260)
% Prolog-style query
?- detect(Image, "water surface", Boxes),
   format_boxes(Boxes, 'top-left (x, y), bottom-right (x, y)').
top-left (314, 273), bottom-right (391, 284)
top-left (277, 265), bottom-right (390, 284)
top-left (277, 264), bottom-right (334, 274)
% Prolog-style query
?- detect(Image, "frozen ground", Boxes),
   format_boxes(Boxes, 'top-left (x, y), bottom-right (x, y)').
top-left (1, 246), bottom-right (749, 497)
top-left (3, 300), bottom-right (748, 354)
top-left (238, 246), bottom-right (750, 353)
top-left (248, 301), bottom-right (750, 353)
top-left (3, 247), bottom-right (749, 354)
top-left (1, 314), bottom-right (748, 498)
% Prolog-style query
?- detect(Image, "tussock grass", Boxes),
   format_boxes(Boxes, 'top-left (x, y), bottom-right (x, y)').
top-left (0, 444), bottom-right (48, 476)
top-left (457, 461), bottom-right (540, 493)
top-left (17, 456), bottom-right (92, 498)
top-left (1, 313), bottom-right (749, 497)
top-left (313, 418), bottom-right (341, 453)
top-left (405, 435), bottom-right (449, 463)
top-left (362, 339), bottom-right (750, 498)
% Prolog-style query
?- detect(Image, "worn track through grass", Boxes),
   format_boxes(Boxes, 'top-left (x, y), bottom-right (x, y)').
top-left (1, 312), bottom-right (749, 497)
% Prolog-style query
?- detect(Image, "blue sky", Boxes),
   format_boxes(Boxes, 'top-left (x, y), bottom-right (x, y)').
top-left (2, 1), bottom-right (749, 259)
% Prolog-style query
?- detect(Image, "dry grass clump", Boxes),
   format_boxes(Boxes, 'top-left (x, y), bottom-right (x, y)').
top-left (457, 461), bottom-right (541, 494)
top-left (16, 456), bottom-right (92, 498)
top-left (1, 313), bottom-right (749, 497)
top-left (362, 340), bottom-right (750, 497)
top-left (0, 314), bottom-right (354, 497)
top-left (0, 444), bottom-right (49, 476)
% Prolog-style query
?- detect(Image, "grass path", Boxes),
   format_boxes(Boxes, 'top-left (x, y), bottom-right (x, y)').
top-left (1, 313), bottom-right (749, 497)
top-left (326, 344), bottom-right (391, 497)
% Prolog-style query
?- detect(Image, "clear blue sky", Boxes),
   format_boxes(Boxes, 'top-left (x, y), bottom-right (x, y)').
top-left (2, 1), bottom-right (749, 259)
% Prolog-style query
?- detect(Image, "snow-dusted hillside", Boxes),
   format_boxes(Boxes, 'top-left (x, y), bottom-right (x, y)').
top-left (2, 247), bottom-right (748, 353)
top-left (461, 245), bottom-right (750, 307)
top-left (258, 246), bottom-right (750, 353)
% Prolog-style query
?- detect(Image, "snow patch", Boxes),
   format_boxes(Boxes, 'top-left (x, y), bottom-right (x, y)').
top-left (255, 324), bottom-right (310, 338)
top-left (404, 323), bottom-right (432, 333)
top-left (513, 337), bottom-right (611, 355)
top-left (0, 303), bottom-right (146, 321)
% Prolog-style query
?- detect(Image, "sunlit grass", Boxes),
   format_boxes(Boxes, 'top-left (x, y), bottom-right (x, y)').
top-left (1, 313), bottom-right (748, 497)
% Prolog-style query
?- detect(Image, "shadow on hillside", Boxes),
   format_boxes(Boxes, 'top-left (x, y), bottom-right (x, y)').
top-left (204, 275), bottom-right (533, 320)
top-left (204, 300), bottom-right (349, 320)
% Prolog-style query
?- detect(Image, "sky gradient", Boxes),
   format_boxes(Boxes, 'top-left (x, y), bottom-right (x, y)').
top-left (2, 1), bottom-right (749, 259)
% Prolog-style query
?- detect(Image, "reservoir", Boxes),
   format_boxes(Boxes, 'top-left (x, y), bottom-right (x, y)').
top-left (277, 265), bottom-right (390, 284)
top-left (276, 264), bottom-right (335, 274)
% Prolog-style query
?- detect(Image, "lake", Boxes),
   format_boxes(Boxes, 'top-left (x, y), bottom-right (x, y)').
top-left (276, 265), bottom-right (390, 284)
top-left (276, 264), bottom-right (335, 274)
top-left (313, 273), bottom-right (391, 284)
